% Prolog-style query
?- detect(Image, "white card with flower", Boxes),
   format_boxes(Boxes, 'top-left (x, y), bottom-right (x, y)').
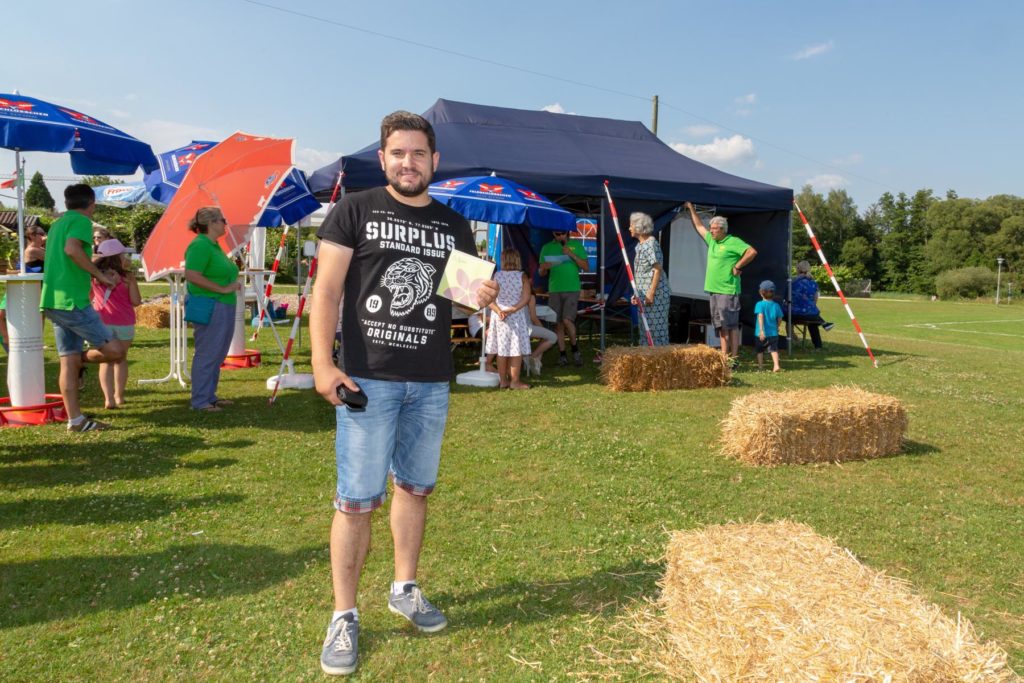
top-left (436, 250), bottom-right (495, 309)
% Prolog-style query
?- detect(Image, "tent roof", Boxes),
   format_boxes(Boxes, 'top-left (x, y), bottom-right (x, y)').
top-left (309, 98), bottom-right (792, 213)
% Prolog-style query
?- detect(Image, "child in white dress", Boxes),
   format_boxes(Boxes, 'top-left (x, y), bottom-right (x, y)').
top-left (485, 249), bottom-right (532, 389)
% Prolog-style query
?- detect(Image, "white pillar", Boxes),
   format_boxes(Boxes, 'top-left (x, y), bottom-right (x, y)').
top-left (228, 273), bottom-right (247, 356)
top-left (2, 274), bottom-right (45, 406)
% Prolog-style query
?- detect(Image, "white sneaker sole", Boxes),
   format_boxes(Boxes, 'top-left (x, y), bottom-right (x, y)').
top-left (387, 602), bottom-right (448, 632)
top-left (321, 658), bottom-right (357, 675)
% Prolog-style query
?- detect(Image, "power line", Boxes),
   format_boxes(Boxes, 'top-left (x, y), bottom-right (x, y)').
top-left (239, 0), bottom-right (901, 196)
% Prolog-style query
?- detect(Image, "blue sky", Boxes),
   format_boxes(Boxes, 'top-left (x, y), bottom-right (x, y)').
top-left (3, 0), bottom-right (1021, 213)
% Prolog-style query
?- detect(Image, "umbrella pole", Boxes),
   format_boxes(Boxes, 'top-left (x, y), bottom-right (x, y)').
top-left (15, 151), bottom-right (25, 275)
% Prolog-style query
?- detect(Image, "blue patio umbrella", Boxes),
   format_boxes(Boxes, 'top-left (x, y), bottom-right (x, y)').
top-left (257, 168), bottom-right (321, 227)
top-left (143, 140), bottom-right (217, 204)
top-left (428, 174), bottom-right (576, 231)
top-left (93, 182), bottom-right (159, 208)
top-left (144, 141), bottom-right (319, 226)
top-left (0, 92), bottom-right (159, 271)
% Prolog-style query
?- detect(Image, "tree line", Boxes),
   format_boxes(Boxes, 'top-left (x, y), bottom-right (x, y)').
top-left (791, 185), bottom-right (1023, 296)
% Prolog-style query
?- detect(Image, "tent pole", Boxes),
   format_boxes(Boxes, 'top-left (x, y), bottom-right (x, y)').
top-left (599, 200), bottom-right (606, 355)
top-left (787, 209), bottom-right (793, 356)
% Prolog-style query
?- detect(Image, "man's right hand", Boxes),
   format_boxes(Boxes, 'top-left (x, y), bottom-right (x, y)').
top-left (314, 365), bottom-right (358, 406)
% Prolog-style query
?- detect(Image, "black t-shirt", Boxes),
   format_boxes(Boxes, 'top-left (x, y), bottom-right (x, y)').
top-left (317, 187), bottom-right (476, 382)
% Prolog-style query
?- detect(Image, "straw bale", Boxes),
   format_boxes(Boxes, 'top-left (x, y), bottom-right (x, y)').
top-left (136, 303), bottom-right (170, 329)
top-left (720, 386), bottom-right (907, 466)
top-left (655, 521), bottom-right (1017, 682)
top-left (599, 344), bottom-right (730, 392)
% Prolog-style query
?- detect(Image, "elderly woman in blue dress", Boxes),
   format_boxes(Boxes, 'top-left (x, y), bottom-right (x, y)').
top-left (629, 212), bottom-right (671, 345)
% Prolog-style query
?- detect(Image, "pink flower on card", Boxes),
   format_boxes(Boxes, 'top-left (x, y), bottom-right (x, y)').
top-left (441, 268), bottom-right (484, 307)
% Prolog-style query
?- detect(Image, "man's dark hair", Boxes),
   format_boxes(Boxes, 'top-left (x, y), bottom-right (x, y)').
top-left (380, 111), bottom-right (436, 154)
top-left (64, 183), bottom-right (96, 211)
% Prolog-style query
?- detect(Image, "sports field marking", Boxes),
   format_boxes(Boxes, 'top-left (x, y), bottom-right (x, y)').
top-left (904, 318), bottom-right (1024, 327)
top-left (903, 318), bottom-right (1024, 339)
top-left (830, 329), bottom-right (1024, 354)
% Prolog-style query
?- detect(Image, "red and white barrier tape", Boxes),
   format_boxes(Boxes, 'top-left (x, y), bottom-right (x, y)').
top-left (793, 200), bottom-right (878, 368)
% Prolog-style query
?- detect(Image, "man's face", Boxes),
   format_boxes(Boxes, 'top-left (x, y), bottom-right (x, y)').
top-left (378, 130), bottom-right (438, 198)
top-left (709, 222), bottom-right (726, 241)
top-left (553, 231), bottom-right (567, 244)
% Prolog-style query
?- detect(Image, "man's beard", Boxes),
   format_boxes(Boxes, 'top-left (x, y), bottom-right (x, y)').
top-left (387, 168), bottom-right (433, 198)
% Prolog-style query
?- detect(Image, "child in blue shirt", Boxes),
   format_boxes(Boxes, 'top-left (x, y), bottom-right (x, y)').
top-left (754, 280), bottom-right (783, 372)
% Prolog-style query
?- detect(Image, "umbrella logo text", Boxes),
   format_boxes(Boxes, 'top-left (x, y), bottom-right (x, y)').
top-left (0, 99), bottom-right (35, 112)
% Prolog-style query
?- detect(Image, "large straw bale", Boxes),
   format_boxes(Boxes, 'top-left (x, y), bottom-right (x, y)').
top-left (656, 521), bottom-right (1017, 682)
top-left (136, 303), bottom-right (170, 329)
top-left (720, 386), bottom-right (906, 466)
top-left (599, 344), bottom-right (730, 392)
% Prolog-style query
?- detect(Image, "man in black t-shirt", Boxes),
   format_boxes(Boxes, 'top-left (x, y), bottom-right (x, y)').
top-left (311, 111), bottom-right (498, 676)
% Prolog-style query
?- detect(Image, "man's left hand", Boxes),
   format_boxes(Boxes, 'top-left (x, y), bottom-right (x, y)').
top-left (475, 279), bottom-right (499, 310)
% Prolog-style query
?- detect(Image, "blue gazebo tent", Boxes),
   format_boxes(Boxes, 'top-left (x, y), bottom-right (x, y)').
top-left (310, 99), bottom-right (793, 342)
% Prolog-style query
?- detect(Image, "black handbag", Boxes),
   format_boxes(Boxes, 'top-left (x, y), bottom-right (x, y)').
top-left (184, 295), bottom-right (216, 325)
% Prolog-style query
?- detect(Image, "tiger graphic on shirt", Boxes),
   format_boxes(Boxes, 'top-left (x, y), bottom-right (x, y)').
top-left (380, 257), bottom-right (437, 317)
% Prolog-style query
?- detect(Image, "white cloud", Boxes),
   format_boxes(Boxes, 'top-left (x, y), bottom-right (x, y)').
top-left (124, 93), bottom-right (139, 102)
top-left (671, 135), bottom-right (756, 166)
top-left (792, 41), bottom-right (834, 60)
top-left (805, 173), bottom-right (846, 191)
top-left (735, 93), bottom-right (757, 105)
top-left (541, 102), bottom-right (575, 115)
top-left (830, 152), bottom-right (863, 166)
top-left (295, 146), bottom-right (341, 172)
top-left (684, 124), bottom-right (719, 137)
top-left (109, 108), bottom-right (131, 119)
top-left (129, 118), bottom-right (224, 154)
top-left (777, 176), bottom-right (793, 189)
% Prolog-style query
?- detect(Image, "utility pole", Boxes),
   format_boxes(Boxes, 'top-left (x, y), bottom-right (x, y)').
top-left (651, 95), bottom-right (659, 136)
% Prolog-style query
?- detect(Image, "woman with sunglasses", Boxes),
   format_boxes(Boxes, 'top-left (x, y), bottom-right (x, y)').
top-left (183, 207), bottom-right (241, 412)
top-left (24, 227), bottom-right (46, 272)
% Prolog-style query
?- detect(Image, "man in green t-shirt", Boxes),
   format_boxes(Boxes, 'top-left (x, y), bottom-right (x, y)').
top-left (685, 202), bottom-right (757, 365)
top-left (40, 184), bottom-right (125, 433)
top-left (538, 230), bottom-right (589, 366)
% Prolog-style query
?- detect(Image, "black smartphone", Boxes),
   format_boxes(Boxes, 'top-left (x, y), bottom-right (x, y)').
top-left (337, 384), bottom-right (368, 411)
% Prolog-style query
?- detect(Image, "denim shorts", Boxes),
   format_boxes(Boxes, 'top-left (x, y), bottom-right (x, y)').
top-left (755, 335), bottom-right (779, 353)
top-left (334, 377), bottom-right (450, 514)
top-left (44, 306), bottom-right (113, 356)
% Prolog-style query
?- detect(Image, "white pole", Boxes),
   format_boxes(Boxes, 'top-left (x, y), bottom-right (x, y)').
top-left (228, 273), bottom-right (247, 356)
top-left (995, 258), bottom-right (1004, 305)
top-left (15, 151), bottom-right (26, 275)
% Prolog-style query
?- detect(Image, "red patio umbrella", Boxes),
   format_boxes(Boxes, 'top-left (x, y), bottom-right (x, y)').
top-left (141, 132), bottom-right (295, 281)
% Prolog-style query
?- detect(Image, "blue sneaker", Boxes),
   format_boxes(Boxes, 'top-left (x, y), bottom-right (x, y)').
top-left (387, 584), bottom-right (448, 633)
top-left (320, 613), bottom-right (359, 675)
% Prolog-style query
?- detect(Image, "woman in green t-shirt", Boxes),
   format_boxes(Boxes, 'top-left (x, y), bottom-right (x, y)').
top-left (183, 207), bottom-right (241, 411)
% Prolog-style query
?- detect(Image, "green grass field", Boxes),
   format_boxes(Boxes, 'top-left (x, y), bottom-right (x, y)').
top-left (1, 292), bottom-right (1021, 680)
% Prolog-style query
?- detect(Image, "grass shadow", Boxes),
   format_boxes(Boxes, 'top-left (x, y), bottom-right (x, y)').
top-left (424, 558), bottom-right (663, 633)
top-left (0, 493), bottom-right (246, 529)
top-left (0, 543), bottom-right (318, 629)
top-left (0, 433), bottom-right (248, 488)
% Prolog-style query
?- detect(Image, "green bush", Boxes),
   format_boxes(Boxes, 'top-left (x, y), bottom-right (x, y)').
top-left (792, 263), bottom-right (856, 294)
top-left (935, 266), bottom-right (996, 299)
